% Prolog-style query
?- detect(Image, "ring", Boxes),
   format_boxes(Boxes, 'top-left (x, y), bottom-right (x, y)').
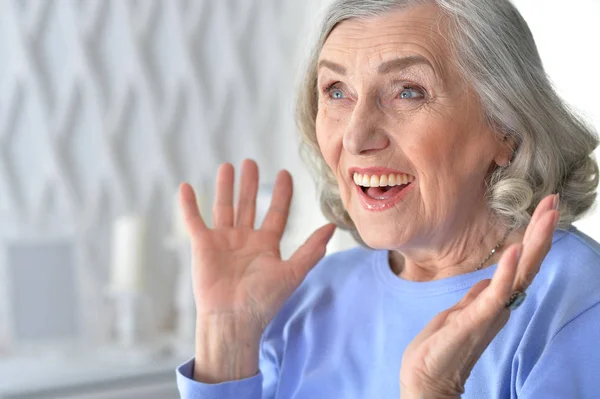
top-left (505, 291), bottom-right (527, 310)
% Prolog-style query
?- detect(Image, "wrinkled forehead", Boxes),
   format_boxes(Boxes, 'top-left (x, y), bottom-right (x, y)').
top-left (319, 3), bottom-right (452, 79)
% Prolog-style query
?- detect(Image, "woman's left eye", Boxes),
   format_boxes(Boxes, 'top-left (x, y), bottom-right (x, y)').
top-left (329, 88), bottom-right (345, 99)
top-left (398, 87), bottom-right (424, 100)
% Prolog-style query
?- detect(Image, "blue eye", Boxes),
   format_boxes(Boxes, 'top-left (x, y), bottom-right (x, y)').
top-left (399, 88), bottom-right (424, 99)
top-left (329, 88), bottom-right (345, 99)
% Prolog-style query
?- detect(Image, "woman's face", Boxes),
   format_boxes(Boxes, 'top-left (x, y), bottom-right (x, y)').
top-left (316, 4), bottom-right (511, 251)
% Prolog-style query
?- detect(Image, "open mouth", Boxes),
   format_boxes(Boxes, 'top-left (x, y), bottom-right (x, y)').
top-left (353, 172), bottom-right (414, 210)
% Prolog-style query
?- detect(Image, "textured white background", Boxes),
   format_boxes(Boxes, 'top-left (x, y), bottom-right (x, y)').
top-left (0, 0), bottom-right (327, 355)
top-left (0, 0), bottom-right (598, 364)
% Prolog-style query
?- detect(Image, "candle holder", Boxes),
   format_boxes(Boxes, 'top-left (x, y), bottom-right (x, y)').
top-left (97, 286), bottom-right (172, 364)
top-left (106, 287), bottom-right (150, 348)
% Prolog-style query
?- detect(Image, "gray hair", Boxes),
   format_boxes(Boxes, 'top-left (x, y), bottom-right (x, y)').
top-left (296, 0), bottom-right (598, 240)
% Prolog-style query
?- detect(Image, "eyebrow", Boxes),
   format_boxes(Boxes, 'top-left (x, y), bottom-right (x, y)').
top-left (377, 55), bottom-right (434, 74)
top-left (317, 55), bottom-right (435, 75)
top-left (318, 59), bottom-right (347, 74)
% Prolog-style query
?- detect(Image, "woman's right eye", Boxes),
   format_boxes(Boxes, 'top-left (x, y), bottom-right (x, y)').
top-left (324, 83), bottom-right (346, 100)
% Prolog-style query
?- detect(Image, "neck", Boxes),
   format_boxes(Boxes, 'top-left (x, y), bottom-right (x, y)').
top-left (389, 220), bottom-right (523, 282)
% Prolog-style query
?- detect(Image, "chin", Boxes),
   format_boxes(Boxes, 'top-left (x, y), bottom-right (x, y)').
top-left (353, 222), bottom-right (410, 250)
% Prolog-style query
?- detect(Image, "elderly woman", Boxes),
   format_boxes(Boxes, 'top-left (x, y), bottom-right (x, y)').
top-left (176, 0), bottom-right (599, 397)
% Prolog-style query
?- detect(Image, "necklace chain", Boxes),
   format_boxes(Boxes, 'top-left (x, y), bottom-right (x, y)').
top-left (474, 228), bottom-right (512, 271)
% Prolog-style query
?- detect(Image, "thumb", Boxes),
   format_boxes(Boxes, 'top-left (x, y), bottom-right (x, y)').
top-left (286, 223), bottom-right (336, 283)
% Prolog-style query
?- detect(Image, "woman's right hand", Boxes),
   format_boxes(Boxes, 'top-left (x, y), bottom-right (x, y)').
top-left (180, 159), bottom-right (336, 343)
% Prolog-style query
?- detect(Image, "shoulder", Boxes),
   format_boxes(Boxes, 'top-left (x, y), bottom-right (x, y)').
top-left (526, 227), bottom-right (600, 334)
top-left (513, 229), bottom-right (600, 395)
top-left (541, 227), bottom-right (600, 290)
top-left (547, 227), bottom-right (600, 265)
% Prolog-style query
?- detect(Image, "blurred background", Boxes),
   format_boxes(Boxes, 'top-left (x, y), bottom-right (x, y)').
top-left (0, 0), bottom-right (598, 397)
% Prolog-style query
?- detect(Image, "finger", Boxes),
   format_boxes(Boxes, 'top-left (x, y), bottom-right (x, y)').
top-left (212, 163), bottom-right (235, 228)
top-left (523, 194), bottom-right (556, 242)
top-left (454, 279), bottom-right (491, 310)
top-left (260, 170), bottom-right (293, 238)
top-left (408, 279), bottom-right (494, 351)
top-left (440, 279), bottom-right (491, 327)
top-left (514, 210), bottom-right (558, 290)
top-left (286, 223), bottom-right (336, 283)
top-left (484, 243), bottom-right (522, 310)
top-left (235, 159), bottom-right (259, 228)
top-left (523, 194), bottom-right (558, 243)
top-left (179, 182), bottom-right (207, 235)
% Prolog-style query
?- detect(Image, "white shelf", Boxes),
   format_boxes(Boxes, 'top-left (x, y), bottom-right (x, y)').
top-left (0, 346), bottom-right (190, 399)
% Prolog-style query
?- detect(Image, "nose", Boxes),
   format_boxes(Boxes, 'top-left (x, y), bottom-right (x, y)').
top-left (342, 99), bottom-right (390, 156)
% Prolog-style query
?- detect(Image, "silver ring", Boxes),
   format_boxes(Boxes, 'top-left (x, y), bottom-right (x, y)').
top-left (505, 291), bottom-right (526, 310)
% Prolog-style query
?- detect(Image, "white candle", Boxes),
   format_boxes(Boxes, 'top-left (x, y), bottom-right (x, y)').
top-left (111, 215), bottom-right (146, 292)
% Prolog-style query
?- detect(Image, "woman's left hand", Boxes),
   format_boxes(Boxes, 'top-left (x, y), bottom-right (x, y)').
top-left (399, 194), bottom-right (560, 399)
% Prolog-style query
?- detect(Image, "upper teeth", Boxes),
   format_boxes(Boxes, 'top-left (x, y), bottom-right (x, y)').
top-left (353, 172), bottom-right (414, 187)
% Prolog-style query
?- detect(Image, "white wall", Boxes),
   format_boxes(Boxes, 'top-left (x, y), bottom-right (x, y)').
top-left (511, 0), bottom-right (600, 238)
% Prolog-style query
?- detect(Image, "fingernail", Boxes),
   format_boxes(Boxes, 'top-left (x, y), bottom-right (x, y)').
top-left (552, 193), bottom-right (560, 210)
top-left (505, 291), bottom-right (527, 310)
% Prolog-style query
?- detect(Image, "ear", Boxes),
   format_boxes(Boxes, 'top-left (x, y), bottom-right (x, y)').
top-left (493, 135), bottom-right (517, 167)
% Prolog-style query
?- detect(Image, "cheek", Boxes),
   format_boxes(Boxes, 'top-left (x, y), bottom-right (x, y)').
top-left (316, 107), bottom-right (344, 170)
top-left (401, 124), bottom-right (464, 203)
top-left (408, 124), bottom-right (489, 207)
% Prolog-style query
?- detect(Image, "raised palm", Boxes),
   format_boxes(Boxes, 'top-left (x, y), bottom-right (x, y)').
top-left (179, 159), bottom-right (335, 336)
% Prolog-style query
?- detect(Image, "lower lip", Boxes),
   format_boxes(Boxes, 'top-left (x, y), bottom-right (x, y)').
top-left (355, 182), bottom-right (414, 211)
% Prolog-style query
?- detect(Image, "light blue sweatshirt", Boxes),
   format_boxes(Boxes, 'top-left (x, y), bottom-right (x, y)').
top-left (176, 228), bottom-right (600, 398)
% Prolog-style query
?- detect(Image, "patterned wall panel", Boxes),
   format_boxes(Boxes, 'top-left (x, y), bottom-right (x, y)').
top-left (0, 0), bottom-right (328, 349)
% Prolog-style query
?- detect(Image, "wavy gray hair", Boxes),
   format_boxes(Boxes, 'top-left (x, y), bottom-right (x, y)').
top-left (296, 0), bottom-right (598, 241)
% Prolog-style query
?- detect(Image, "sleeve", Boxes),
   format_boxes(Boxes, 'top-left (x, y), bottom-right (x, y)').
top-left (175, 341), bottom-right (280, 399)
top-left (518, 302), bottom-right (600, 398)
top-left (176, 359), bottom-right (263, 399)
